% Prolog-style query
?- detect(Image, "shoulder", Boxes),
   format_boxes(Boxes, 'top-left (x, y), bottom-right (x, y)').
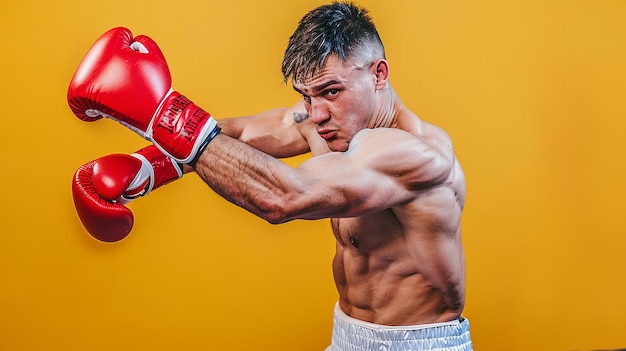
top-left (349, 123), bottom-right (453, 160)
top-left (348, 125), bottom-right (456, 190)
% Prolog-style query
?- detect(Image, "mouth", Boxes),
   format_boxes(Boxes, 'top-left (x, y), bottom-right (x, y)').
top-left (317, 129), bottom-right (338, 140)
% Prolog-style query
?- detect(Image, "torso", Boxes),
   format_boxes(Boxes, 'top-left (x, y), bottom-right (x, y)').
top-left (216, 87), bottom-right (466, 326)
top-left (304, 107), bottom-right (467, 326)
top-left (331, 182), bottom-right (465, 326)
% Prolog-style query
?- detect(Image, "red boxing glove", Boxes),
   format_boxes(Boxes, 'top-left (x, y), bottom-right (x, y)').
top-left (68, 27), bottom-right (220, 164)
top-left (72, 145), bottom-right (183, 242)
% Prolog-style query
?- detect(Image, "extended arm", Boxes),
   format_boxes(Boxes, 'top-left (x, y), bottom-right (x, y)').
top-left (193, 127), bottom-right (453, 224)
top-left (67, 27), bottom-right (453, 227)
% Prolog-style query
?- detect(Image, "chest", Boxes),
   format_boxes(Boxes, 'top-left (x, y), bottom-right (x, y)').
top-left (330, 209), bottom-right (403, 251)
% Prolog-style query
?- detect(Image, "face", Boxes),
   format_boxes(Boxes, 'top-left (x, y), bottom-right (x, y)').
top-left (292, 55), bottom-right (379, 152)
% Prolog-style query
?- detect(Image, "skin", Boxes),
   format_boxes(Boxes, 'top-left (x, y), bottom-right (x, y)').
top-left (189, 54), bottom-right (467, 326)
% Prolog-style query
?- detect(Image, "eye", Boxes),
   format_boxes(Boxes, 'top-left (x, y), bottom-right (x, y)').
top-left (302, 95), bottom-right (311, 104)
top-left (325, 89), bottom-right (339, 97)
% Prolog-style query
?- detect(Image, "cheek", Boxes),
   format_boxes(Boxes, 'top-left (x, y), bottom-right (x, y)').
top-left (342, 91), bottom-right (367, 111)
top-left (332, 90), bottom-right (372, 125)
top-left (346, 93), bottom-right (373, 118)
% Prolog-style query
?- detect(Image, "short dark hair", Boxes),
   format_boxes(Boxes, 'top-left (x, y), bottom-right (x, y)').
top-left (281, 1), bottom-right (385, 84)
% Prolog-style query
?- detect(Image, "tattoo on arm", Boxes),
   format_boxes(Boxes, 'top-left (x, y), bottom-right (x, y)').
top-left (293, 112), bottom-right (309, 123)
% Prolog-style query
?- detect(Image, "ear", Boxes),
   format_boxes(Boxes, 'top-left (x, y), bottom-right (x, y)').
top-left (372, 59), bottom-right (389, 89)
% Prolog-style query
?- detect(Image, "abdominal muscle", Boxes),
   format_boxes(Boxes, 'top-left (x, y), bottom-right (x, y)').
top-left (330, 204), bottom-right (465, 326)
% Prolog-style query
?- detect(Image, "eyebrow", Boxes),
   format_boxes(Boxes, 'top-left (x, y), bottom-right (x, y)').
top-left (293, 80), bottom-right (342, 95)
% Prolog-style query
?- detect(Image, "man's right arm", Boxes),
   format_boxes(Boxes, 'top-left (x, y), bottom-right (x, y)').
top-left (218, 100), bottom-right (311, 159)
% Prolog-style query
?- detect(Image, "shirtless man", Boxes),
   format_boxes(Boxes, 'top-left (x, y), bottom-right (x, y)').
top-left (69, 2), bottom-right (473, 350)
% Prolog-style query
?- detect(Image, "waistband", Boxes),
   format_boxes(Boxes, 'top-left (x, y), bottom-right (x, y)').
top-left (329, 303), bottom-right (473, 351)
top-left (334, 303), bottom-right (462, 331)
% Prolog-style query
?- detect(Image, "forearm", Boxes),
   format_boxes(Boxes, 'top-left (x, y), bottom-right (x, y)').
top-left (181, 118), bottom-right (244, 174)
top-left (191, 133), bottom-right (301, 223)
top-left (215, 107), bottom-right (310, 158)
top-left (180, 114), bottom-right (297, 173)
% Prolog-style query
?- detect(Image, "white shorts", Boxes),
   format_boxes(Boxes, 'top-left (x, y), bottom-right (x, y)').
top-left (326, 303), bottom-right (473, 351)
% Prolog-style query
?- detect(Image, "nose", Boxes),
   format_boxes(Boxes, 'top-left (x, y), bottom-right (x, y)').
top-left (307, 99), bottom-right (329, 125)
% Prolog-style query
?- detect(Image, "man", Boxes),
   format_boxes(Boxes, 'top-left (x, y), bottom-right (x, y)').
top-left (69, 2), bottom-right (473, 350)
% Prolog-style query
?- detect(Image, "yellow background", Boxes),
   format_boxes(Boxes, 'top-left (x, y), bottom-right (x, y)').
top-left (1, 0), bottom-right (625, 350)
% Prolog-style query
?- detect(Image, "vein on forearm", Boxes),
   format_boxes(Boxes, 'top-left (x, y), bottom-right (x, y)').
top-left (195, 134), bottom-right (302, 223)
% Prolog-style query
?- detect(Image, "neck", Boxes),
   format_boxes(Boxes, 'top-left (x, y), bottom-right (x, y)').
top-left (369, 83), bottom-right (403, 129)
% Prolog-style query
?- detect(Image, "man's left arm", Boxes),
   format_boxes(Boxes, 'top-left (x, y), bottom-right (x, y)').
top-left (191, 127), bottom-right (450, 223)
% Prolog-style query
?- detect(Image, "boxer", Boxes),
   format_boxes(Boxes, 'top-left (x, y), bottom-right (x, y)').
top-left (69, 2), bottom-right (473, 350)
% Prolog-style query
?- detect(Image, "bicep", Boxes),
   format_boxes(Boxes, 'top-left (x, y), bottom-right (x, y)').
top-left (218, 101), bottom-right (310, 158)
top-left (295, 156), bottom-right (409, 219)
top-left (289, 129), bottom-right (452, 220)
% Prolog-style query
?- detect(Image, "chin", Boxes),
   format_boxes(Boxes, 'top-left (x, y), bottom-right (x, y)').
top-left (326, 140), bottom-right (350, 152)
